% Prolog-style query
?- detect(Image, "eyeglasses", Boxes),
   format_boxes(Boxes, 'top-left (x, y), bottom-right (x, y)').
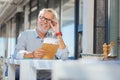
top-left (39, 16), bottom-right (52, 22)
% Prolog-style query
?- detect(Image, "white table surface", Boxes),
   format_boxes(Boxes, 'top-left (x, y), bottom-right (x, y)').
top-left (7, 59), bottom-right (58, 80)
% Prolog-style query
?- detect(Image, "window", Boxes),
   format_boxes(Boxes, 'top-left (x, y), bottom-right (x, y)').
top-left (61, 0), bottom-right (75, 58)
top-left (29, 0), bottom-right (38, 29)
top-left (0, 24), bottom-right (6, 58)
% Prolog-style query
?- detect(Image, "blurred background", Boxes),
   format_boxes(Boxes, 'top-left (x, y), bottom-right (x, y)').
top-left (0, 0), bottom-right (120, 79)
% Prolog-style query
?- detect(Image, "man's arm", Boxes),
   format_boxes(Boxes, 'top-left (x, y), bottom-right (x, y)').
top-left (55, 34), bottom-right (69, 60)
top-left (57, 35), bottom-right (66, 49)
top-left (13, 31), bottom-right (28, 59)
top-left (49, 20), bottom-right (69, 59)
top-left (23, 52), bottom-right (34, 58)
top-left (24, 48), bottom-right (46, 58)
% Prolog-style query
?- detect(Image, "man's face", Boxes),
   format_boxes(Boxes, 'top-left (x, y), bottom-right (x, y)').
top-left (38, 11), bottom-right (54, 34)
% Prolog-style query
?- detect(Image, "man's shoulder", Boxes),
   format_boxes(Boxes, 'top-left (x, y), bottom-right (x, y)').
top-left (21, 29), bottom-right (35, 34)
top-left (25, 29), bottom-right (35, 33)
top-left (19, 29), bottom-right (36, 37)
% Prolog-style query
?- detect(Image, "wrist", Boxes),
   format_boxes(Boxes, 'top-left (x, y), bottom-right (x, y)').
top-left (32, 51), bottom-right (35, 58)
top-left (24, 52), bottom-right (34, 58)
top-left (56, 32), bottom-right (62, 37)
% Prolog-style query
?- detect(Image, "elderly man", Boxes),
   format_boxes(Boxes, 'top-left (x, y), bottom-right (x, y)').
top-left (13, 8), bottom-right (69, 80)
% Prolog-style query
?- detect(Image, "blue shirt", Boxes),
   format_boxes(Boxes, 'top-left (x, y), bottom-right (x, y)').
top-left (13, 29), bottom-right (69, 60)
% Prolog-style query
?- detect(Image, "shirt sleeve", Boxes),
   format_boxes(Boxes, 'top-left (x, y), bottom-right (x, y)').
top-left (55, 47), bottom-right (69, 60)
top-left (12, 31), bottom-right (28, 59)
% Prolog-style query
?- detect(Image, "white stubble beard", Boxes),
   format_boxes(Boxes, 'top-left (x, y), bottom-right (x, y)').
top-left (37, 22), bottom-right (49, 34)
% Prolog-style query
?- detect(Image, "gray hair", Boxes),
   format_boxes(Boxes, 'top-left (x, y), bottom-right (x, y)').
top-left (38, 8), bottom-right (58, 20)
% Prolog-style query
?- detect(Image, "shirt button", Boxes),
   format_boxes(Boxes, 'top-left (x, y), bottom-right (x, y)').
top-left (41, 39), bottom-right (44, 42)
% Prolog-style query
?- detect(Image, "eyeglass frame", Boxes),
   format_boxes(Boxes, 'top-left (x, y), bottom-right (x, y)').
top-left (39, 16), bottom-right (53, 22)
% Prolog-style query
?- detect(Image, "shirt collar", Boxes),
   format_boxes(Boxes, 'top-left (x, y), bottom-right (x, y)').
top-left (34, 29), bottom-right (49, 39)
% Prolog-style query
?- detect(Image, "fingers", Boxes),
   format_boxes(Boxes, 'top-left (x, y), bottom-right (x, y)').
top-left (48, 20), bottom-right (60, 33)
top-left (49, 21), bottom-right (56, 28)
top-left (49, 19), bottom-right (58, 27)
top-left (33, 48), bottom-right (47, 58)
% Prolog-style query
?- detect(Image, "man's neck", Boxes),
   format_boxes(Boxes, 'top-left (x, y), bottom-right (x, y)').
top-left (36, 28), bottom-right (46, 39)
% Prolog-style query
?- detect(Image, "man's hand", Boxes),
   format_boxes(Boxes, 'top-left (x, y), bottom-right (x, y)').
top-left (24, 48), bottom-right (47, 58)
top-left (33, 48), bottom-right (47, 58)
top-left (49, 19), bottom-right (60, 33)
